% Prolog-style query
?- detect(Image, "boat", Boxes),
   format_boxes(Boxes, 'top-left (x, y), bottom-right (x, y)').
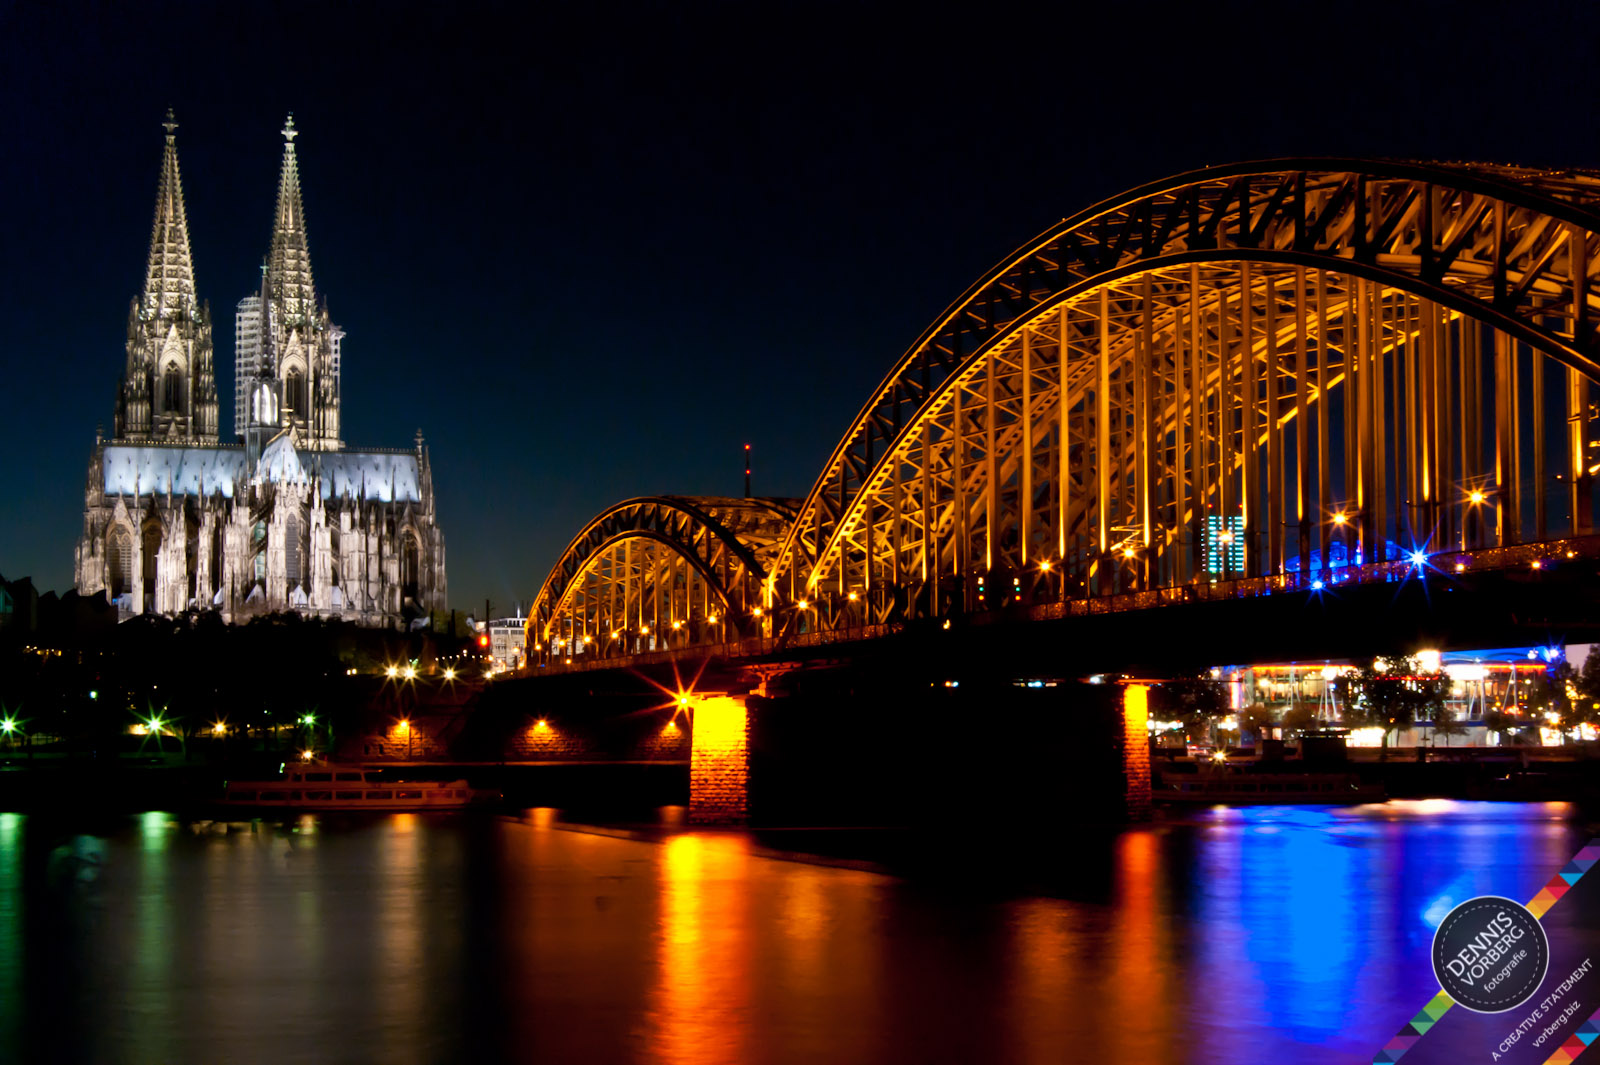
top-left (217, 763), bottom-right (492, 811)
top-left (1155, 771), bottom-right (1385, 805)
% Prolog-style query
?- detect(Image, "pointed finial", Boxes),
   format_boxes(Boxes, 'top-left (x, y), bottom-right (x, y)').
top-left (415, 428), bottom-right (425, 450)
top-left (282, 113), bottom-right (298, 143)
top-left (162, 108), bottom-right (178, 142)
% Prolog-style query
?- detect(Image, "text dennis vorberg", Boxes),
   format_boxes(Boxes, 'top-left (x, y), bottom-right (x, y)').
top-left (1446, 910), bottom-right (1527, 986)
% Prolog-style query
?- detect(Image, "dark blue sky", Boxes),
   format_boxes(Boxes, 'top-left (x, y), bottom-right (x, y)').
top-left (3, 1), bottom-right (1597, 616)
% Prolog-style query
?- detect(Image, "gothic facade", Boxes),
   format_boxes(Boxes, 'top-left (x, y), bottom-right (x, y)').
top-left (75, 113), bottom-right (447, 627)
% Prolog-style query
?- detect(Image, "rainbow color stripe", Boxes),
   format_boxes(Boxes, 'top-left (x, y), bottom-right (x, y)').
top-left (1538, 1007), bottom-right (1600, 1065)
top-left (1373, 839), bottom-right (1600, 1065)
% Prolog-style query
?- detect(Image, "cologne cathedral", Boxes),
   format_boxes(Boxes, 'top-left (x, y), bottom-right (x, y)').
top-left (74, 112), bottom-right (448, 627)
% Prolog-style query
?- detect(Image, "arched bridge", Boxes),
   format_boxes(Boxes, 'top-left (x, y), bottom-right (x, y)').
top-left (528, 158), bottom-right (1600, 668)
top-left (531, 496), bottom-right (799, 657)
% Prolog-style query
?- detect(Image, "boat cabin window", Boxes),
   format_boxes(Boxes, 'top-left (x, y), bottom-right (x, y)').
top-left (335, 772), bottom-right (362, 781)
top-left (365, 791), bottom-right (391, 800)
top-left (303, 773), bottom-right (332, 782)
top-left (336, 791), bottom-right (361, 799)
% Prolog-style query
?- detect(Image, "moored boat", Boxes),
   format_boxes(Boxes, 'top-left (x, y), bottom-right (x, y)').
top-left (218, 764), bottom-right (492, 811)
top-left (1155, 771), bottom-right (1385, 805)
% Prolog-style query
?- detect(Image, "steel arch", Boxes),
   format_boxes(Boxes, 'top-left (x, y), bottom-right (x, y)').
top-left (772, 159), bottom-right (1600, 611)
top-left (528, 496), bottom-right (797, 656)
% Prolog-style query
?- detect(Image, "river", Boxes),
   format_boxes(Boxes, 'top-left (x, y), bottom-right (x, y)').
top-left (0, 801), bottom-right (1586, 1063)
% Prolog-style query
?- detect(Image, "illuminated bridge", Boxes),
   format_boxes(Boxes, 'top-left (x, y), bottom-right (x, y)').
top-left (527, 158), bottom-right (1600, 676)
top-left (502, 158), bottom-right (1600, 824)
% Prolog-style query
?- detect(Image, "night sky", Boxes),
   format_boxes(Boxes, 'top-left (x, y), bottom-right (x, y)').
top-left (3, 1), bottom-right (1597, 617)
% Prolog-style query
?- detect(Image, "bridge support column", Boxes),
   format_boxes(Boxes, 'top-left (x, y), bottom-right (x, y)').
top-left (688, 694), bottom-right (751, 824)
top-left (1122, 683), bottom-right (1152, 821)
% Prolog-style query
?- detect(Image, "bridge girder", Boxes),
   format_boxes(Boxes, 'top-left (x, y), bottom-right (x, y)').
top-left (530, 160), bottom-right (1600, 663)
top-left (765, 160), bottom-right (1600, 634)
top-left (529, 496), bottom-right (797, 658)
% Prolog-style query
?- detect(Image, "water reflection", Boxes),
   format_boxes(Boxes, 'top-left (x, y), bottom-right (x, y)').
top-left (0, 802), bottom-right (1586, 1064)
top-left (646, 835), bottom-right (753, 1065)
top-left (0, 813), bottom-right (19, 1059)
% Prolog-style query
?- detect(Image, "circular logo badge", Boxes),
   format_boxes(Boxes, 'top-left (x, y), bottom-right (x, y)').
top-left (1431, 895), bottom-right (1549, 1013)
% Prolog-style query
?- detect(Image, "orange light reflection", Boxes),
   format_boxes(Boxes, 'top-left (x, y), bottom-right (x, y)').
top-left (644, 834), bottom-right (753, 1065)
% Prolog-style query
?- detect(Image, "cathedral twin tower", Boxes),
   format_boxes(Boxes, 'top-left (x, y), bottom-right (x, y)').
top-left (76, 112), bottom-right (447, 627)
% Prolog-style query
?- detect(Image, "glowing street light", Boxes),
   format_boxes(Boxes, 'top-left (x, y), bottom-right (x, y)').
top-left (1408, 550), bottom-right (1428, 567)
top-left (1039, 560), bottom-right (1052, 572)
top-left (0, 718), bottom-right (17, 737)
top-left (1331, 513), bottom-right (1347, 526)
top-left (385, 665), bottom-right (399, 679)
top-left (1469, 490), bottom-right (1486, 505)
top-left (443, 668), bottom-right (456, 681)
top-left (402, 665), bottom-right (417, 680)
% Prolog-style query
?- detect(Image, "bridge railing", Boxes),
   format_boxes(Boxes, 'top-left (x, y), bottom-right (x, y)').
top-left (522, 534), bottom-right (1600, 677)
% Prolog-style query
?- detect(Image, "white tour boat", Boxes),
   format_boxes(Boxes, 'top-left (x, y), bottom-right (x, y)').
top-left (219, 764), bottom-right (487, 811)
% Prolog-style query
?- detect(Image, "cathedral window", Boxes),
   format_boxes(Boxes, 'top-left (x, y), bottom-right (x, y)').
top-left (253, 521), bottom-right (267, 582)
top-left (286, 514), bottom-right (303, 584)
top-left (285, 368), bottom-right (307, 418)
top-left (162, 362), bottom-right (183, 414)
top-left (108, 527), bottom-right (132, 598)
top-left (401, 532), bottom-right (420, 603)
top-left (142, 521), bottom-right (162, 603)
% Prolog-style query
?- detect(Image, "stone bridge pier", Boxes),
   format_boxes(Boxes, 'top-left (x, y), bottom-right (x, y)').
top-left (683, 670), bottom-right (1152, 827)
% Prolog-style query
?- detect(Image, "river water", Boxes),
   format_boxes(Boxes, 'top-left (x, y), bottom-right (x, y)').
top-left (0, 801), bottom-right (1587, 1064)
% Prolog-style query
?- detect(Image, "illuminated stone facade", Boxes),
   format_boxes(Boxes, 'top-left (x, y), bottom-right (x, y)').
top-left (75, 113), bottom-right (447, 628)
top-left (687, 695), bottom-right (752, 824)
top-left (1121, 684), bottom-right (1153, 821)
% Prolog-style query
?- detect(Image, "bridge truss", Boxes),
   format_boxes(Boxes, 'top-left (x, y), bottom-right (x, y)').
top-left (531, 160), bottom-right (1600, 662)
top-left (530, 496), bottom-right (797, 658)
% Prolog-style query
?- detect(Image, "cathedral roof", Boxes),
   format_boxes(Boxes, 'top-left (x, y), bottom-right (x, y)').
top-left (101, 444), bottom-right (422, 503)
top-left (267, 114), bottom-right (317, 326)
top-left (141, 109), bottom-right (199, 322)
top-left (256, 431), bottom-right (307, 485)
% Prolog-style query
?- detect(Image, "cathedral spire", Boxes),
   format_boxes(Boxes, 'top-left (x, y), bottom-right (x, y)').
top-left (268, 113), bottom-right (316, 325)
top-left (141, 108), bottom-right (198, 322)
